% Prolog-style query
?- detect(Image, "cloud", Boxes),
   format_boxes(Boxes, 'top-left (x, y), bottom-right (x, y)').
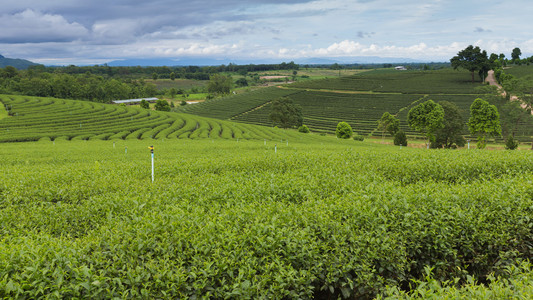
top-left (0, 9), bottom-right (88, 43)
top-left (357, 31), bottom-right (375, 39)
top-left (474, 27), bottom-right (492, 33)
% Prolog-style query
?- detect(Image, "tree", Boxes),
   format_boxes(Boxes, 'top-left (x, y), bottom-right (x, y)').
top-left (169, 72), bottom-right (176, 81)
top-left (377, 112), bottom-right (400, 138)
top-left (468, 98), bottom-right (502, 149)
top-left (168, 88), bottom-right (178, 99)
top-left (207, 74), bottom-right (232, 95)
top-left (154, 99), bottom-right (170, 111)
top-left (394, 130), bottom-right (408, 146)
top-left (407, 99), bottom-right (444, 147)
top-left (505, 135), bottom-right (519, 150)
top-left (432, 101), bottom-right (466, 149)
top-left (152, 73), bottom-right (158, 80)
top-left (235, 78), bottom-right (248, 87)
top-left (139, 99), bottom-right (150, 109)
top-left (269, 97), bottom-right (303, 129)
top-left (450, 45), bottom-right (489, 82)
top-left (336, 122), bottom-right (353, 139)
top-left (511, 47), bottom-right (522, 62)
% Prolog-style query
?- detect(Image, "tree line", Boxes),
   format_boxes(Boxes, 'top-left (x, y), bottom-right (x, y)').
top-left (0, 66), bottom-right (158, 103)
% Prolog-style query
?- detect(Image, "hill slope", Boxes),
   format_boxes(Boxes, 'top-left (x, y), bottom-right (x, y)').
top-left (0, 54), bottom-right (40, 69)
top-left (178, 68), bottom-right (533, 141)
top-left (0, 95), bottom-right (317, 143)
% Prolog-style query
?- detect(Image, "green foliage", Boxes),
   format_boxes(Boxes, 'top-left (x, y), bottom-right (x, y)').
top-left (139, 99), bottom-right (149, 109)
top-left (394, 130), bottom-right (408, 146)
top-left (235, 78), bottom-right (248, 87)
top-left (352, 133), bottom-right (364, 141)
top-left (431, 101), bottom-right (466, 149)
top-left (468, 98), bottom-right (502, 149)
top-left (378, 112), bottom-right (400, 137)
top-left (292, 69), bottom-right (480, 94)
top-left (511, 47), bottom-right (522, 62)
top-left (298, 124), bottom-right (310, 133)
top-left (407, 100), bottom-right (444, 145)
top-left (450, 45), bottom-right (490, 82)
top-left (154, 99), bottom-right (170, 112)
top-left (0, 67), bottom-right (158, 103)
top-left (269, 97), bottom-right (303, 129)
top-left (335, 121), bottom-right (353, 138)
top-left (505, 135), bottom-right (519, 150)
top-left (0, 140), bottom-right (532, 298)
top-left (0, 94), bottom-right (311, 143)
top-left (207, 74), bottom-right (233, 95)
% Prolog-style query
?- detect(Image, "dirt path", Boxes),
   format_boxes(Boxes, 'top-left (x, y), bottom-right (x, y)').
top-left (486, 70), bottom-right (532, 114)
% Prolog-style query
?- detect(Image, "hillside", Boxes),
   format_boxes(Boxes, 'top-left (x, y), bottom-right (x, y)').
top-left (0, 54), bottom-right (40, 69)
top-left (178, 68), bottom-right (533, 141)
top-left (0, 94), bottom-right (320, 143)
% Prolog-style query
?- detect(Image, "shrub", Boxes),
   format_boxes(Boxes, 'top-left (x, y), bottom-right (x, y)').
top-left (505, 135), bottom-right (519, 150)
top-left (353, 134), bottom-right (364, 141)
top-left (335, 122), bottom-right (353, 139)
top-left (298, 125), bottom-right (310, 133)
top-left (394, 130), bottom-right (408, 146)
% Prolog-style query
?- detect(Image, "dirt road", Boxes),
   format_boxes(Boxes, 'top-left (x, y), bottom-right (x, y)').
top-left (485, 70), bottom-right (532, 114)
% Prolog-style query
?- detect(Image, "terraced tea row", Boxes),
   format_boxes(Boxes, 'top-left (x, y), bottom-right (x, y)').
top-left (291, 68), bottom-right (481, 94)
top-left (177, 87), bottom-right (300, 119)
top-left (0, 95), bottom-right (310, 143)
top-left (181, 69), bottom-right (533, 141)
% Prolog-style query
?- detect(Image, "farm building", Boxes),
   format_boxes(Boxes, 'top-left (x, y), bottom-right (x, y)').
top-left (395, 66), bottom-right (407, 70)
top-left (112, 97), bottom-right (158, 105)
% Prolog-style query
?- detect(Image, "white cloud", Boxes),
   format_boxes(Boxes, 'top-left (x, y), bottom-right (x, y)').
top-left (0, 9), bottom-right (88, 43)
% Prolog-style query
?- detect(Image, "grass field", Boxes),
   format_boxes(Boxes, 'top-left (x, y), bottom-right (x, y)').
top-left (0, 138), bottom-right (532, 298)
top-left (145, 78), bottom-right (208, 91)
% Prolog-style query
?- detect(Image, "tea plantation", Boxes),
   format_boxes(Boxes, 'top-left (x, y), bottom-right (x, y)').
top-left (0, 94), bottom-right (313, 143)
top-left (0, 137), bottom-right (532, 298)
top-left (179, 68), bottom-right (533, 140)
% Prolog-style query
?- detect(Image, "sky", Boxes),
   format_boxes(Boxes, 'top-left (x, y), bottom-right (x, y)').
top-left (0, 0), bottom-right (532, 65)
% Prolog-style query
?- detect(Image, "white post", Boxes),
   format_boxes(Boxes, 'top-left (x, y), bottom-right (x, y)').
top-left (113, 142), bottom-right (115, 148)
top-left (286, 140), bottom-right (288, 146)
top-left (150, 146), bottom-right (154, 183)
top-left (275, 144), bottom-right (277, 153)
top-left (264, 139), bottom-right (266, 145)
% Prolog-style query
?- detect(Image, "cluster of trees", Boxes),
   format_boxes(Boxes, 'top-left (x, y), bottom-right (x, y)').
top-left (404, 98), bottom-right (502, 149)
top-left (0, 66), bottom-right (157, 103)
top-left (40, 62), bottom-right (299, 80)
top-left (451, 45), bottom-right (533, 83)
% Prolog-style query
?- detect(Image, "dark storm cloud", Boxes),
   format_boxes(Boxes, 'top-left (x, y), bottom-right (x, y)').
top-left (0, 0), bottom-right (315, 44)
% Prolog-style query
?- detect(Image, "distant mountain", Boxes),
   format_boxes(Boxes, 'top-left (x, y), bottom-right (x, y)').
top-left (0, 54), bottom-right (40, 69)
top-left (105, 56), bottom-right (431, 67)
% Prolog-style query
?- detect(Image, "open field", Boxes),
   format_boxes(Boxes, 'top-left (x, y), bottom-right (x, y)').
top-left (256, 68), bottom-right (368, 80)
top-left (0, 94), bottom-right (313, 143)
top-left (0, 139), bottom-right (532, 298)
top-left (504, 65), bottom-right (533, 79)
top-left (145, 78), bottom-right (208, 91)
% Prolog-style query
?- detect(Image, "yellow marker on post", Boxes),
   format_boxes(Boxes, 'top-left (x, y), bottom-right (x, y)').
top-left (149, 146), bottom-right (154, 183)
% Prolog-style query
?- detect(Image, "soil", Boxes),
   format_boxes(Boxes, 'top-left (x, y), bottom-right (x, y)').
top-left (485, 70), bottom-right (532, 115)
